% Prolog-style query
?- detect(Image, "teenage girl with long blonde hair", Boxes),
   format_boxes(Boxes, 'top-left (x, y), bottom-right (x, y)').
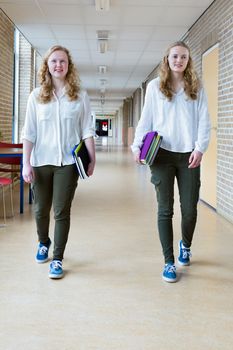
top-left (132, 41), bottom-right (211, 283)
top-left (23, 46), bottom-right (95, 279)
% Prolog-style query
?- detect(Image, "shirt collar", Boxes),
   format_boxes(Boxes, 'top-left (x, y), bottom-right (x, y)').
top-left (52, 86), bottom-right (67, 99)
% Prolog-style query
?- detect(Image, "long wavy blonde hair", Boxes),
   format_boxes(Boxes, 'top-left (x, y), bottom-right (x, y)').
top-left (38, 45), bottom-right (81, 103)
top-left (159, 41), bottom-right (200, 101)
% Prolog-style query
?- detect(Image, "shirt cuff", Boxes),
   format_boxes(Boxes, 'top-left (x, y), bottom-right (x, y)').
top-left (21, 134), bottom-right (35, 144)
top-left (131, 144), bottom-right (140, 154)
top-left (82, 132), bottom-right (95, 140)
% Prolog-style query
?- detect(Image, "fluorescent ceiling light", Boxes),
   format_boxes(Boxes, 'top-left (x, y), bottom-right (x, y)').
top-left (97, 30), bottom-right (108, 40)
top-left (100, 78), bottom-right (107, 86)
top-left (98, 40), bottom-right (108, 53)
top-left (97, 31), bottom-right (109, 53)
top-left (95, 0), bottom-right (110, 11)
top-left (99, 65), bottom-right (107, 74)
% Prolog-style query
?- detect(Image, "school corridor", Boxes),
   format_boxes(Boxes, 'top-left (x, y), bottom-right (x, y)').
top-left (0, 137), bottom-right (232, 350)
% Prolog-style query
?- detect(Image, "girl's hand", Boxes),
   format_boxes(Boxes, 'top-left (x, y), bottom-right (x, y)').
top-left (87, 160), bottom-right (95, 176)
top-left (134, 151), bottom-right (141, 164)
top-left (23, 163), bottom-right (35, 183)
top-left (188, 150), bottom-right (203, 168)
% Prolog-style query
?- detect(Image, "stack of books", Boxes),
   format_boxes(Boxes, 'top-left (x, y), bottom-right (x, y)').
top-left (139, 131), bottom-right (163, 165)
top-left (72, 141), bottom-right (90, 179)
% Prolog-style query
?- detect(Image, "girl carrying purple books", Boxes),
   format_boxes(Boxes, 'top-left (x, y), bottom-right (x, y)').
top-left (131, 41), bottom-right (211, 283)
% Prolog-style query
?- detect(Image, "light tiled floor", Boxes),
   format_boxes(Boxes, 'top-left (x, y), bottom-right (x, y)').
top-left (0, 138), bottom-right (233, 350)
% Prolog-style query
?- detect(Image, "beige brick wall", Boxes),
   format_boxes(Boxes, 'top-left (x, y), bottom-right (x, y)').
top-left (138, 0), bottom-right (233, 223)
top-left (0, 10), bottom-right (35, 142)
top-left (185, 0), bottom-right (233, 222)
top-left (0, 10), bottom-right (14, 141)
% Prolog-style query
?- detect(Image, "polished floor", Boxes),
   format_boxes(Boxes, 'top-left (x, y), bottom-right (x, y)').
top-left (0, 138), bottom-right (233, 350)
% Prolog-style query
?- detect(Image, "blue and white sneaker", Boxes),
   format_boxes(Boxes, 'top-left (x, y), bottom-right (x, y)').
top-left (35, 238), bottom-right (51, 263)
top-left (49, 260), bottom-right (64, 279)
top-left (162, 263), bottom-right (177, 283)
top-left (178, 240), bottom-right (192, 266)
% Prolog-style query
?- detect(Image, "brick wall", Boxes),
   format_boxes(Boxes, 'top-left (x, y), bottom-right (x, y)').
top-left (185, 0), bottom-right (233, 222)
top-left (0, 10), bottom-right (14, 141)
top-left (134, 0), bottom-right (233, 223)
top-left (0, 10), bottom-right (35, 142)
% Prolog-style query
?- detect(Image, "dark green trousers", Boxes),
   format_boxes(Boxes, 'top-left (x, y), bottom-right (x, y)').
top-left (150, 148), bottom-right (200, 264)
top-left (32, 164), bottom-right (78, 260)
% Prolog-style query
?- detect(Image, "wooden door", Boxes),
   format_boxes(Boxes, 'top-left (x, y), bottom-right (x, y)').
top-left (201, 45), bottom-right (218, 208)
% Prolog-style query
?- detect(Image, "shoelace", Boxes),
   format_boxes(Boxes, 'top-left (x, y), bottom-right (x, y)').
top-left (182, 248), bottom-right (192, 259)
top-left (52, 260), bottom-right (62, 270)
top-left (39, 246), bottom-right (48, 255)
top-left (166, 264), bottom-right (176, 273)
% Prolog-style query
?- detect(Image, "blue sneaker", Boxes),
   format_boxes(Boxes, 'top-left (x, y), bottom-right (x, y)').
top-left (162, 263), bottom-right (177, 283)
top-left (49, 260), bottom-right (63, 279)
top-left (178, 240), bottom-right (192, 266)
top-left (35, 239), bottom-right (51, 263)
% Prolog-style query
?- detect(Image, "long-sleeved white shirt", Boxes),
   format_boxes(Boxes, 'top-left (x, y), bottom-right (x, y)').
top-left (131, 77), bottom-right (211, 154)
top-left (22, 87), bottom-right (95, 166)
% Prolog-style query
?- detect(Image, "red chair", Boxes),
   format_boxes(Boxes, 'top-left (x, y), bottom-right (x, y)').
top-left (0, 177), bottom-right (14, 224)
top-left (0, 141), bottom-right (32, 210)
top-left (0, 141), bottom-right (23, 180)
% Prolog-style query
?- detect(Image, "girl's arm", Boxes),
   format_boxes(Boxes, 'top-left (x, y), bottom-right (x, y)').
top-left (195, 88), bottom-right (211, 153)
top-left (189, 88), bottom-right (211, 169)
top-left (23, 139), bottom-right (34, 183)
top-left (131, 81), bottom-right (154, 156)
top-left (22, 91), bottom-right (37, 183)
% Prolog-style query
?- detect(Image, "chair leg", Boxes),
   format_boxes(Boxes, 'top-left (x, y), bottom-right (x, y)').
top-left (10, 183), bottom-right (14, 217)
top-left (0, 183), bottom-right (14, 224)
top-left (1, 185), bottom-right (6, 225)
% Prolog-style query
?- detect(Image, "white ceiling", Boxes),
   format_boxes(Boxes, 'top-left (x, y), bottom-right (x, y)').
top-left (0, 0), bottom-right (214, 116)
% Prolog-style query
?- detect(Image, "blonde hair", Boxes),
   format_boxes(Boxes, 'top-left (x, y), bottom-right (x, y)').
top-left (159, 41), bottom-right (200, 101)
top-left (38, 45), bottom-right (81, 103)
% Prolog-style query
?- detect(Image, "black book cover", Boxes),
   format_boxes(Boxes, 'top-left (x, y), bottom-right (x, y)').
top-left (72, 141), bottom-right (90, 179)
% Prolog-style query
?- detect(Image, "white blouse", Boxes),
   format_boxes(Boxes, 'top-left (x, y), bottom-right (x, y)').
top-left (22, 87), bottom-right (95, 167)
top-left (131, 77), bottom-right (211, 154)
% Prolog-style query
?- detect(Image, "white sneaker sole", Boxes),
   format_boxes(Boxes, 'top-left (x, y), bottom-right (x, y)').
top-left (36, 257), bottom-right (49, 264)
top-left (178, 259), bottom-right (190, 266)
top-left (162, 275), bottom-right (177, 283)
top-left (49, 272), bottom-right (64, 279)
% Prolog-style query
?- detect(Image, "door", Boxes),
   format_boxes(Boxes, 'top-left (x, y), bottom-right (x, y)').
top-left (201, 44), bottom-right (218, 208)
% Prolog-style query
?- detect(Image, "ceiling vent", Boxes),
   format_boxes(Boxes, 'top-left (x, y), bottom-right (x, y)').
top-left (99, 78), bottom-right (107, 86)
top-left (97, 30), bottom-right (108, 40)
top-left (98, 65), bottom-right (107, 74)
top-left (95, 0), bottom-right (110, 12)
top-left (97, 31), bottom-right (109, 53)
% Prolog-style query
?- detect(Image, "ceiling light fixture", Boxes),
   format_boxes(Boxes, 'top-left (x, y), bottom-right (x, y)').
top-left (97, 30), bottom-right (109, 54)
top-left (98, 65), bottom-right (107, 74)
top-left (95, 0), bottom-right (110, 11)
top-left (100, 78), bottom-right (107, 86)
top-left (99, 40), bottom-right (108, 53)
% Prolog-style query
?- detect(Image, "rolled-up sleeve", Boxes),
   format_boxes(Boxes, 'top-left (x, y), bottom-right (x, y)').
top-left (21, 91), bottom-right (37, 144)
top-left (131, 81), bottom-right (154, 153)
top-left (195, 88), bottom-right (211, 153)
top-left (81, 91), bottom-right (95, 140)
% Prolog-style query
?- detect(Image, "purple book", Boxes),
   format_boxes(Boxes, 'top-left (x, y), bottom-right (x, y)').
top-left (140, 131), bottom-right (158, 162)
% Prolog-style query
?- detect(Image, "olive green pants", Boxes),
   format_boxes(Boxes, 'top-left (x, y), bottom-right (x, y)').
top-left (32, 164), bottom-right (78, 260)
top-left (150, 149), bottom-right (200, 264)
